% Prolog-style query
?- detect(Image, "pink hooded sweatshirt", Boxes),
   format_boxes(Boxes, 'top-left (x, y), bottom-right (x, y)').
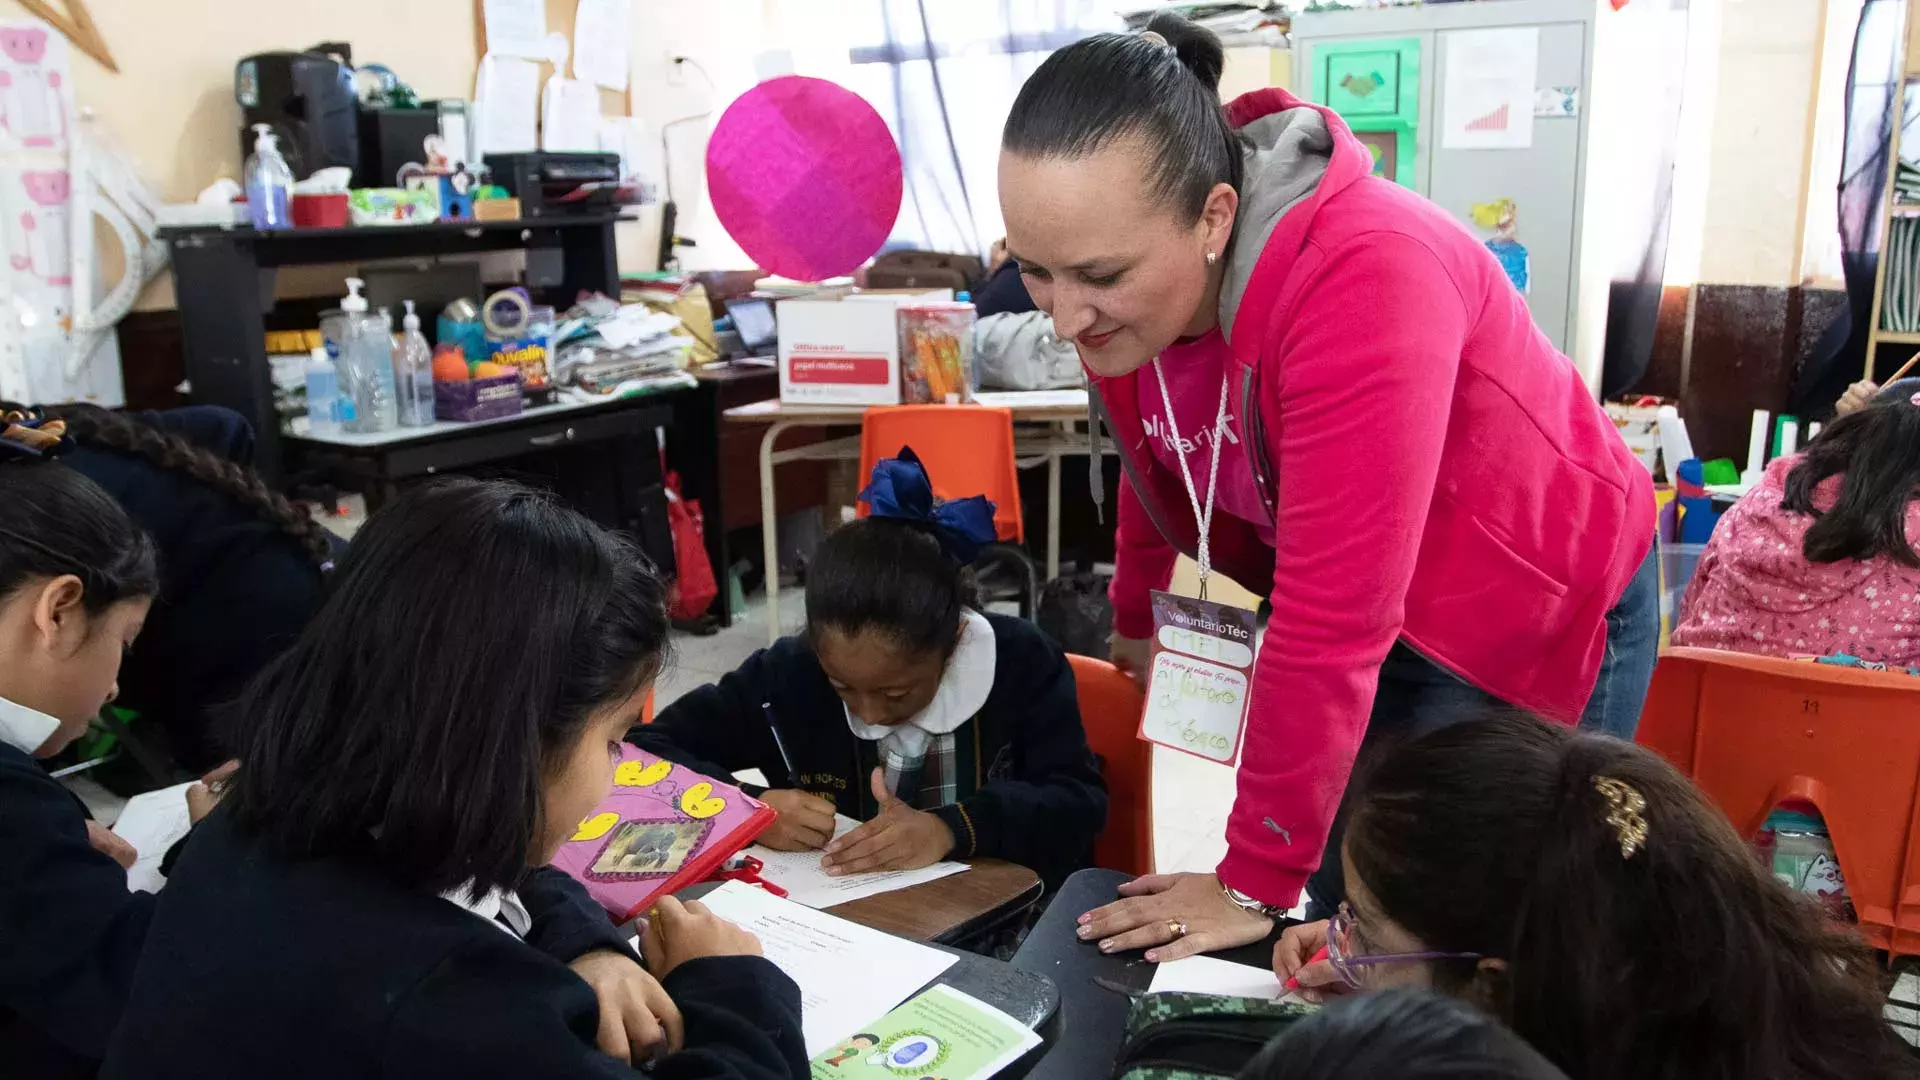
top-left (1099, 89), bottom-right (1655, 906)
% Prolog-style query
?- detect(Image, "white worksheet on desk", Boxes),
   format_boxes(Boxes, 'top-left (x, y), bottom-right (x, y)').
top-left (743, 814), bottom-right (969, 908)
top-left (111, 781), bottom-right (195, 894)
top-left (1148, 954), bottom-right (1309, 1005)
top-left (696, 879), bottom-right (958, 1056)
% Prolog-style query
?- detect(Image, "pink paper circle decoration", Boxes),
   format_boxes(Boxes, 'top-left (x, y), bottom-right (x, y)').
top-left (706, 76), bottom-right (904, 282)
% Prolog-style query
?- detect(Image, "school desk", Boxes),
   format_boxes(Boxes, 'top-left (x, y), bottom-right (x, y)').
top-left (722, 392), bottom-right (1117, 644)
top-left (826, 858), bottom-right (1043, 945)
top-left (1011, 868), bottom-right (1295, 1080)
top-left (668, 881), bottom-right (1062, 1067)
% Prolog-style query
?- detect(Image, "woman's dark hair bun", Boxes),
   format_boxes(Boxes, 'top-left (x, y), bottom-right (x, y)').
top-left (1146, 11), bottom-right (1226, 94)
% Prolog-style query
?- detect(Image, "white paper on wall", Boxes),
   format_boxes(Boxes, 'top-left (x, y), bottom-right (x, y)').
top-left (572, 0), bottom-right (632, 91)
top-left (1440, 27), bottom-right (1539, 151)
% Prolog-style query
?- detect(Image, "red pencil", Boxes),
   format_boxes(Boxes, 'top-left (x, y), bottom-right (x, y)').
top-left (1283, 945), bottom-right (1330, 991)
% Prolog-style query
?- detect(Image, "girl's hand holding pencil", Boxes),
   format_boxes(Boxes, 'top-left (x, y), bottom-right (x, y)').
top-left (759, 789), bottom-right (838, 851)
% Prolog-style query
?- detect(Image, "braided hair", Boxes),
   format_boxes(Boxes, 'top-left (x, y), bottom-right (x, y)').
top-left (36, 404), bottom-right (334, 569)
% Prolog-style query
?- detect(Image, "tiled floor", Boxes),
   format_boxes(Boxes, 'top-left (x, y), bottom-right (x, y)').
top-left (659, 588), bottom-right (1242, 882)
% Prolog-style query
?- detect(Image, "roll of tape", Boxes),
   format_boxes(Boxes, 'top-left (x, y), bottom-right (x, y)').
top-left (481, 288), bottom-right (533, 338)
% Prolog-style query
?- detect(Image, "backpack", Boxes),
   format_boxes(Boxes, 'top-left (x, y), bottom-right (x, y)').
top-left (1111, 992), bottom-right (1314, 1080)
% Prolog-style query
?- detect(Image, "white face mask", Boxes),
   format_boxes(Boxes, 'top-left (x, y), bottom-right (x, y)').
top-left (0, 694), bottom-right (61, 757)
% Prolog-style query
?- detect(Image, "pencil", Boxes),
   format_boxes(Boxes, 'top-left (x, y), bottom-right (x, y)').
top-left (1885, 350), bottom-right (1920, 386)
top-left (761, 701), bottom-right (798, 786)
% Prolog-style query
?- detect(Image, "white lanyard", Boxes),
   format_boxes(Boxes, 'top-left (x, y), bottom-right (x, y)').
top-left (1152, 358), bottom-right (1230, 599)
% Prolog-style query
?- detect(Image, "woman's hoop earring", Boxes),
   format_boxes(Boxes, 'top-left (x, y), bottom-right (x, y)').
top-left (1205, 250), bottom-right (1219, 266)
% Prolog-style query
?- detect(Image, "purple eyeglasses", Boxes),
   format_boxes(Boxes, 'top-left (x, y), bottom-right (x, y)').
top-left (1324, 902), bottom-right (1484, 989)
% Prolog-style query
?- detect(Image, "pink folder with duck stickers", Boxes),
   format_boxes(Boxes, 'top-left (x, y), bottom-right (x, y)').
top-left (550, 744), bottom-right (776, 923)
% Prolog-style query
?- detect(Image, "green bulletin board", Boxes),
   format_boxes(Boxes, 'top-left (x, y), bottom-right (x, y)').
top-left (1310, 36), bottom-right (1421, 189)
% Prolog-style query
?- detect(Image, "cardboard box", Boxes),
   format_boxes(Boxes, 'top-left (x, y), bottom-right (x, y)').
top-left (775, 291), bottom-right (949, 406)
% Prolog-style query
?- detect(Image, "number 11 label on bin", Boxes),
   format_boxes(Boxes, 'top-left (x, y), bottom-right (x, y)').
top-left (1138, 590), bottom-right (1255, 765)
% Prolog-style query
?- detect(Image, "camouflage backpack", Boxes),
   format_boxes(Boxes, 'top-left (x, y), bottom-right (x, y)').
top-left (1111, 992), bottom-right (1316, 1080)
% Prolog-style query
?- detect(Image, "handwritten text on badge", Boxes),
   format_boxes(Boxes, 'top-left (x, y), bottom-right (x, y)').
top-left (1140, 591), bottom-right (1256, 765)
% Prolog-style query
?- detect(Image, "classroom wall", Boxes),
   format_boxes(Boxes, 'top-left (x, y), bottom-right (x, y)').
top-left (25, 0), bottom-right (1841, 301)
top-left (1691, 0), bottom-right (1828, 287)
top-left (5, 0), bottom-right (486, 310)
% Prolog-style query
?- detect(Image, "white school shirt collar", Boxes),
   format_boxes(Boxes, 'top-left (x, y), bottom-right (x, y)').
top-left (844, 609), bottom-right (997, 758)
top-left (439, 881), bottom-right (533, 939)
top-left (0, 695), bottom-right (60, 757)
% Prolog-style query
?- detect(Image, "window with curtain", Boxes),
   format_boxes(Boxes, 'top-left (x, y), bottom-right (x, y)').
top-left (835, 1), bottom-right (1121, 258)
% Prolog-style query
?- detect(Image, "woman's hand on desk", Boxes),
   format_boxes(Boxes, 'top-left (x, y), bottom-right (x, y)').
top-left (1077, 872), bottom-right (1272, 962)
top-left (569, 949), bottom-right (684, 1065)
top-left (641, 896), bottom-right (764, 981)
top-left (819, 769), bottom-right (956, 876)
top-left (760, 789), bottom-right (838, 851)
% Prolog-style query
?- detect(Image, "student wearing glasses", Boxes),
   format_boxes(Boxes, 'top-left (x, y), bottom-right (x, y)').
top-left (1273, 714), bottom-right (1910, 1080)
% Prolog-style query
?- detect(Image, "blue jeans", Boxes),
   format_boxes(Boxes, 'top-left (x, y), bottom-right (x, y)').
top-left (1301, 546), bottom-right (1659, 918)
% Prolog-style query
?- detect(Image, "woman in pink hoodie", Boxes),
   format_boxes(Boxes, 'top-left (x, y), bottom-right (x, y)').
top-left (1673, 380), bottom-right (1920, 665)
top-left (1001, 13), bottom-right (1656, 960)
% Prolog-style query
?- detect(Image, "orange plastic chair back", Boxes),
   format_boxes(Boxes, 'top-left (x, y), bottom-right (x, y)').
top-left (1638, 647), bottom-right (1920, 958)
top-left (1069, 654), bottom-right (1155, 876)
top-left (858, 405), bottom-right (1023, 543)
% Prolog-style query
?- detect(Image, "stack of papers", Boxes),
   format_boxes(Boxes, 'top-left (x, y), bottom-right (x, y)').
top-left (694, 880), bottom-right (959, 1056)
top-left (743, 814), bottom-right (969, 908)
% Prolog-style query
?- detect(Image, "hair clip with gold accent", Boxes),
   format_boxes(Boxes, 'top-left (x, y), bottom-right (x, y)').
top-left (1592, 775), bottom-right (1648, 858)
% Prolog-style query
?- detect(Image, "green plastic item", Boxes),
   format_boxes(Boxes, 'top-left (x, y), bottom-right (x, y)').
top-left (1700, 459), bottom-right (1740, 486)
top-left (1309, 36), bottom-right (1422, 189)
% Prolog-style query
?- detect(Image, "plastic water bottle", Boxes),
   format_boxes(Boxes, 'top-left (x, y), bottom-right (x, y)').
top-left (396, 300), bottom-right (436, 427)
top-left (243, 123), bottom-right (293, 231)
top-left (304, 345), bottom-right (341, 436)
top-left (339, 277), bottom-right (398, 433)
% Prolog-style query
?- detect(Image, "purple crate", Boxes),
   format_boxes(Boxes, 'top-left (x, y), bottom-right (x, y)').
top-left (433, 374), bottom-right (524, 422)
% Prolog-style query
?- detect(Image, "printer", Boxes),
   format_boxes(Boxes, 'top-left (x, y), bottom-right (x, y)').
top-left (482, 152), bottom-right (639, 217)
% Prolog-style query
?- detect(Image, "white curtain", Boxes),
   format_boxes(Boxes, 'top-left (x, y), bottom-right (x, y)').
top-left (836, 0), bottom-right (1120, 258)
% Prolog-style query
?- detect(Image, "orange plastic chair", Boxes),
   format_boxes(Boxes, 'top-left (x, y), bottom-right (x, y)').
top-left (1069, 654), bottom-right (1156, 876)
top-left (1638, 647), bottom-right (1920, 958)
top-left (858, 405), bottom-right (1023, 542)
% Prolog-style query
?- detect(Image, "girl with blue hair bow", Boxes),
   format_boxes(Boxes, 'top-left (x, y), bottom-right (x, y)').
top-left (632, 449), bottom-right (1107, 887)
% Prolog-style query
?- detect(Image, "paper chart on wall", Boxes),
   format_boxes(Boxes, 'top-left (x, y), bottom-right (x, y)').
top-left (474, 53), bottom-right (541, 157)
top-left (572, 0), bottom-right (632, 91)
top-left (482, 0), bottom-right (550, 60)
top-left (1440, 27), bottom-right (1538, 151)
top-left (541, 76), bottom-right (602, 152)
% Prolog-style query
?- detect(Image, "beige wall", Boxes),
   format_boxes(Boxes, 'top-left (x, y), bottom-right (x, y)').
top-left (34, 0), bottom-right (481, 202)
top-left (1692, 0), bottom-right (1828, 286)
top-left (6, 0), bottom-right (485, 309)
top-left (21, 0), bottom-right (1841, 307)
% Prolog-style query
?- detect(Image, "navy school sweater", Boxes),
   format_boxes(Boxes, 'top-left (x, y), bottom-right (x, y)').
top-left (0, 742), bottom-right (156, 1078)
top-left (631, 613), bottom-right (1108, 886)
top-left (101, 811), bottom-right (807, 1079)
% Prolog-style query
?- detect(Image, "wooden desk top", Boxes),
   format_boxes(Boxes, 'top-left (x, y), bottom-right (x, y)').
top-left (827, 859), bottom-right (1043, 944)
top-left (723, 391), bottom-right (1090, 426)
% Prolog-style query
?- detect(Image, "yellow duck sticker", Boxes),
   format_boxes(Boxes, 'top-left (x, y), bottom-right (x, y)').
top-left (571, 811), bottom-right (620, 842)
top-left (614, 759), bottom-right (673, 787)
top-left (679, 782), bottom-right (727, 819)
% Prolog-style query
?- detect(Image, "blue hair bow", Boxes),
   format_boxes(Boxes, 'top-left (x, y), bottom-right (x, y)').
top-left (859, 446), bottom-right (998, 564)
